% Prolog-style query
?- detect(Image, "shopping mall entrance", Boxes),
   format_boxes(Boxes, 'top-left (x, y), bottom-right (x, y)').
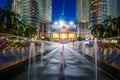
top-left (50, 24), bottom-right (77, 42)
top-left (51, 32), bottom-right (77, 41)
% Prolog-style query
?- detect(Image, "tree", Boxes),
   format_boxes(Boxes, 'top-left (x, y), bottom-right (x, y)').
top-left (0, 7), bottom-right (9, 33)
top-left (24, 25), bottom-right (38, 38)
top-left (116, 16), bottom-right (120, 37)
top-left (89, 24), bottom-right (104, 38)
top-left (103, 16), bottom-right (117, 37)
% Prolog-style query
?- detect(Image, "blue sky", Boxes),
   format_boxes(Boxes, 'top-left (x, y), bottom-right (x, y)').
top-left (0, 0), bottom-right (7, 8)
top-left (52, 0), bottom-right (76, 22)
top-left (0, 0), bottom-right (76, 22)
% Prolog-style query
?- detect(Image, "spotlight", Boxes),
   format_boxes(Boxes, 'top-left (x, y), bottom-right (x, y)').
top-left (69, 21), bottom-right (74, 25)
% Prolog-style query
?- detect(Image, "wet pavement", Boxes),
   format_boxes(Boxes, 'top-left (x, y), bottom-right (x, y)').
top-left (12, 44), bottom-right (118, 80)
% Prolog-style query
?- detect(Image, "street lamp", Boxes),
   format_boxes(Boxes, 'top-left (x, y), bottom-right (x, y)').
top-left (69, 21), bottom-right (74, 25)
top-left (54, 22), bottom-right (58, 25)
top-left (59, 20), bottom-right (64, 25)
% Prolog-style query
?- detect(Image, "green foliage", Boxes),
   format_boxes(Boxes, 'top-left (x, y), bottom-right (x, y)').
top-left (89, 16), bottom-right (120, 38)
top-left (0, 7), bottom-right (38, 38)
top-left (77, 36), bottom-right (84, 41)
top-left (44, 36), bottom-right (50, 41)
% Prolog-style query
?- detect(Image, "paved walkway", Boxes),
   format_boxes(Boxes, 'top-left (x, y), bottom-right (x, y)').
top-left (11, 44), bottom-right (118, 80)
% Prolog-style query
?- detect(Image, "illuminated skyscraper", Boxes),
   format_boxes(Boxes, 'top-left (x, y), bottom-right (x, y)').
top-left (22, 0), bottom-right (39, 27)
top-left (8, 0), bottom-right (52, 37)
top-left (108, 0), bottom-right (120, 17)
top-left (117, 0), bottom-right (120, 17)
top-left (39, 0), bottom-right (52, 37)
top-left (89, 0), bottom-right (118, 25)
top-left (108, 0), bottom-right (117, 18)
top-left (11, 0), bottom-right (40, 28)
top-left (76, 0), bottom-right (89, 38)
top-left (89, 0), bottom-right (107, 25)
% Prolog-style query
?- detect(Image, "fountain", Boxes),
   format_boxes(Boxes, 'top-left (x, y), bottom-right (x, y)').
top-left (39, 42), bottom-right (45, 66)
top-left (59, 44), bottom-right (65, 80)
top-left (93, 40), bottom-right (98, 80)
top-left (28, 42), bottom-right (36, 80)
top-left (82, 41), bottom-right (86, 64)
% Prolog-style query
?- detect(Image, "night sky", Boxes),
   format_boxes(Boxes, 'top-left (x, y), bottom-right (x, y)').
top-left (52, 0), bottom-right (76, 22)
top-left (0, 0), bottom-right (7, 8)
top-left (0, 0), bottom-right (76, 22)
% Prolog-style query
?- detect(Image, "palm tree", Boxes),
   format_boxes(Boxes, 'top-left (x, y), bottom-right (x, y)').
top-left (116, 16), bottom-right (120, 37)
top-left (0, 7), bottom-right (9, 33)
top-left (103, 16), bottom-right (117, 37)
top-left (89, 24), bottom-right (104, 38)
top-left (5, 11), bottom-right (14, 33)
top-left (5, 10), bottom-right (22, 35)
top-left (97, 24), bottom-right (105, 38)
top-left (89, 24), bottom-right (97, 38)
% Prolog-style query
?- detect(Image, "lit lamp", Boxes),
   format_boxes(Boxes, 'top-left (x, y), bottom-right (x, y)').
top-left (69, 21), bottom-right (74, 25)
top-left (81, 20), bottom-right (86, 23)
top-left (59, 20), bottom-right (64, 25)
top-left (54, 22), bottom-right (58, 25)
top-left (41, 37), bottom-right (45, 39)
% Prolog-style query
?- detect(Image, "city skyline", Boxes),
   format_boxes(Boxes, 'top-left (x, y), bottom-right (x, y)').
top-left (0, 0), bottom-right (76, 22)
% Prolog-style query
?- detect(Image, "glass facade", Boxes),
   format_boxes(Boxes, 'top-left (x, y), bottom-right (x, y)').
top-left (39, 0), bottom-right (52, 36)
top-left (22, 0), bottom-right (39, 27)
top-left (89, 0), bottom-right (108, 25)
top-left (76, 0), bottom-right (90, 38)
top-left (108, 0), bottom-right (117, 18)
top-left (9, 0), bottom-right (51, 28)
top-left (89, 0), bottom-right (119, 25)
top-left (117, 0), bottom-right (120, 17)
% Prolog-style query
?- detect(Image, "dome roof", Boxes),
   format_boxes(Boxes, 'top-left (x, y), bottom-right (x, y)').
top-left (60, 26), bottom-right (68, 32)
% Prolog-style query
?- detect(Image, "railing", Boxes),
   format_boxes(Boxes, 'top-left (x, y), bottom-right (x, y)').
top-left (78, 37), bottom-right (120, 70)
top-left (0, 34), bottom-right (30, 64)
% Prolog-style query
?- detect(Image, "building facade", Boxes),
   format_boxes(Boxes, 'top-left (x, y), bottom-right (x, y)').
top-left (8, 0), bottom-right (52, 38)
top-left (76, 0), bottom-right (119, 38)
top-left (117, 0), bottom-right (120, 17)
top-left (39, 0), bottom-right (52, 37)
top-left (22, 0), bottom-right (40, 27)
top-left (10, 0), bottom-right (40, 28)
top-left (76, 0), bottom-right (90, 38)
top-left (89, 0), bottom-right (119, 25)
top-left (89, 0), bottom-right (106, 25)
top-left (107, 0), bottom-right (117, 18)
top-left (107, 0), bottom-right (120, 17)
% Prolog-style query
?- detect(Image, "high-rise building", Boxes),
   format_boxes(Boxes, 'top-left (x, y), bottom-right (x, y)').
top-left (8, 0), bottom-right (52, 38)
top-left (39, 0), bottom-right (52, 37)
top-left (108, 0), bottom-right (117, 18)
top-left (89, 0), bottom-right (108, 25)
top-left (89, 0), bottom-right (118, 25)
top-left (117, 0), bottom-right (120, 17)
top-left (13, 0), bottom-right (22, 14)
top-left (107, 0), bottom-right (120, 17)
top-left (22, 0), bottom-right (40, 27)
top-left (11, 0), bottom-right (40, 28)
top-left (76, 0), bottom-right (119, 38)
top-left (7, 0), bottom-right (22, 14)
top-left (27, 0), bottom-right (39, 27)
top-left (76, 0), bottom-right (89, 38)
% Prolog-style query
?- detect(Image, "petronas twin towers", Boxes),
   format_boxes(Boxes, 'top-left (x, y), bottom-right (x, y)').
top-left (8, 0), bottom-right (120, 38)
